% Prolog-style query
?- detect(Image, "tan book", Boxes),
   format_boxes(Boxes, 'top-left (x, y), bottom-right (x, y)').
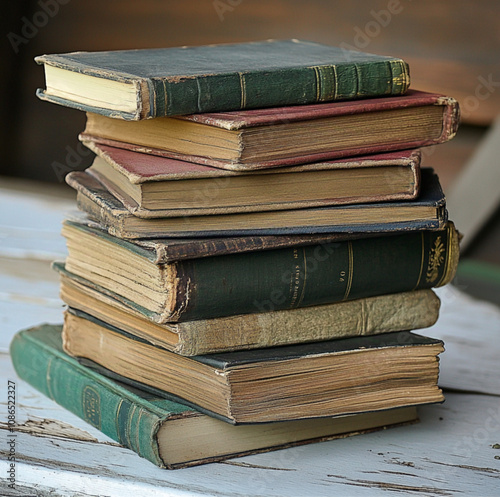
top-left (79, 90), bottom-right (458, 170)
top-left (56, 263), bottom-right (440, 356)
top-left (83, 142), bottom-right (421, 217)
top-left (66, 168), bottom-right (447, 238)
top-left (62, 311), bottom-right (445, 424)
top-left (12, 324), bottom-right (419, 469)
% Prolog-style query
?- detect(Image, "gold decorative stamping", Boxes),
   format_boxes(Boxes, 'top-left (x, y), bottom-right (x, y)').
top-left (426, 236), bottom-right (445, 283)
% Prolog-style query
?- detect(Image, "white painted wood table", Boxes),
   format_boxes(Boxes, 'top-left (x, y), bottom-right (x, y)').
top-left (0, 181), bottom-right (499, 497)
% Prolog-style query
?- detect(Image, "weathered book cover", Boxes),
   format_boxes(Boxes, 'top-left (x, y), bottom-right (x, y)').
top-left (60, 220), bottom-right (459, 322)
top-left (63, 215), bottom-right (378, 261)
top-left (66, 168), bottom-right (447, 238)
top-left (85, 142), bottom-right (421, 217)
top-left (35, 40), bottom-right (410, 120)
top-left (62, 313), bottom-right (444, 423)
top-left (80, 90), bottom-right (459, 170)
top-left (10, 324), bottom-right (419, 468)
top-left (55, 262), bottom-right (440, 354)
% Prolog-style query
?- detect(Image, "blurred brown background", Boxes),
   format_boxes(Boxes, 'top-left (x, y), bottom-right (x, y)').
top-left (2, 0), bottom-right (500, 294)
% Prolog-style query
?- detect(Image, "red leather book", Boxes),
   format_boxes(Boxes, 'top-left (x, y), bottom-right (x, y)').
top-left (80, 90), bottom-right (459, 171)
top-left (83, 142), bottom-right (421, 217)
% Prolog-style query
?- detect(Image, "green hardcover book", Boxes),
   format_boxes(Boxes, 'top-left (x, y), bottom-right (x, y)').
top-left (60, 220), bottom-right (459, 322)
top-left (55, 262), bottom-right (441, 355)
top-left (35, 40), bottom-right (410, 120)
top-left (11, 324), bottom-right (419, 468)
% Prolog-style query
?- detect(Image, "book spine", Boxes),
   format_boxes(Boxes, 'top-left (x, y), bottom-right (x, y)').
top-left (171, 223), bottom-right (458, 322)
top-left (10, 328), bottom-right (166, 467)
top-left (75, 193), bottom-right (128, 238)
top-left (152, 59), bottom-right (409, 117)
top-left (436, 95), bottom-right (460, 143)
top-left (175, 290), bottom-right (440, 355)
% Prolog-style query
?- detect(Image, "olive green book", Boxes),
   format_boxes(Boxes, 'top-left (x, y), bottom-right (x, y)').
top-left (10, 324), bottom-right (419, 468)
top-left (35, 40), bottom-right (409, 120)
top-left (60, 220), bottom-right (459, 322)
top-left (55, 262), bottom-right (440, 355)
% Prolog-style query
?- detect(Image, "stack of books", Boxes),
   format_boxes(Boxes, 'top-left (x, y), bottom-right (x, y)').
top-left (11, 40), bottom-right (460, 469)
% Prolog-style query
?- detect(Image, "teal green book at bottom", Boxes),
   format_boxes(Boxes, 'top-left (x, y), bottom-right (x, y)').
top-left (10, 324), bottom-right (419, 469)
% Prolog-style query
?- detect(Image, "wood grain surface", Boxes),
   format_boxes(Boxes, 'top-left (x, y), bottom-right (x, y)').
top-left (0, 181), bottom-right (499, 496)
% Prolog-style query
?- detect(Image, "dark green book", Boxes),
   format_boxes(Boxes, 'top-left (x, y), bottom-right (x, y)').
top-left (60, 220), bottom-right (459, 322)
top-left (54, 260), bottom-right (441, 356)
top-left (10, 324), bottom-right (419, 468)
top-left (62, 312), bottom-right (444, 424)
top-left (35, 39), bottom-right (409, 120)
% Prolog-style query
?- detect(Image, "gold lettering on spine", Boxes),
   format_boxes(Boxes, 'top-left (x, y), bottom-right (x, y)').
top-left (312, 66), bottom-right (321, 101)
top-left (238, 73), bottom-right (247, 109)
top-left (413, 232), bottom-right (426, 290)
top-left (312, 66), bottom-right (336, 102)
top-left (389, 60), bottom-right (410, 94)
top-left (331, 65), bottom-right (338, 100)
top-left (83, 386), bottom-right (101, 428)
top-left (162, 79), bottom-right (167, 116)
top-left (289, 248), bottom-right (307, 308)
top-left (352, 63), bottom-right (360, 99)
top-left (437, 225), bottom-right (453, 287)
top-left (342, 241), bottom-right (354, 300)
top-left (321, 66), bottom-right (336, 101)
top-left (296, 247), bottom-right (308, 307)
